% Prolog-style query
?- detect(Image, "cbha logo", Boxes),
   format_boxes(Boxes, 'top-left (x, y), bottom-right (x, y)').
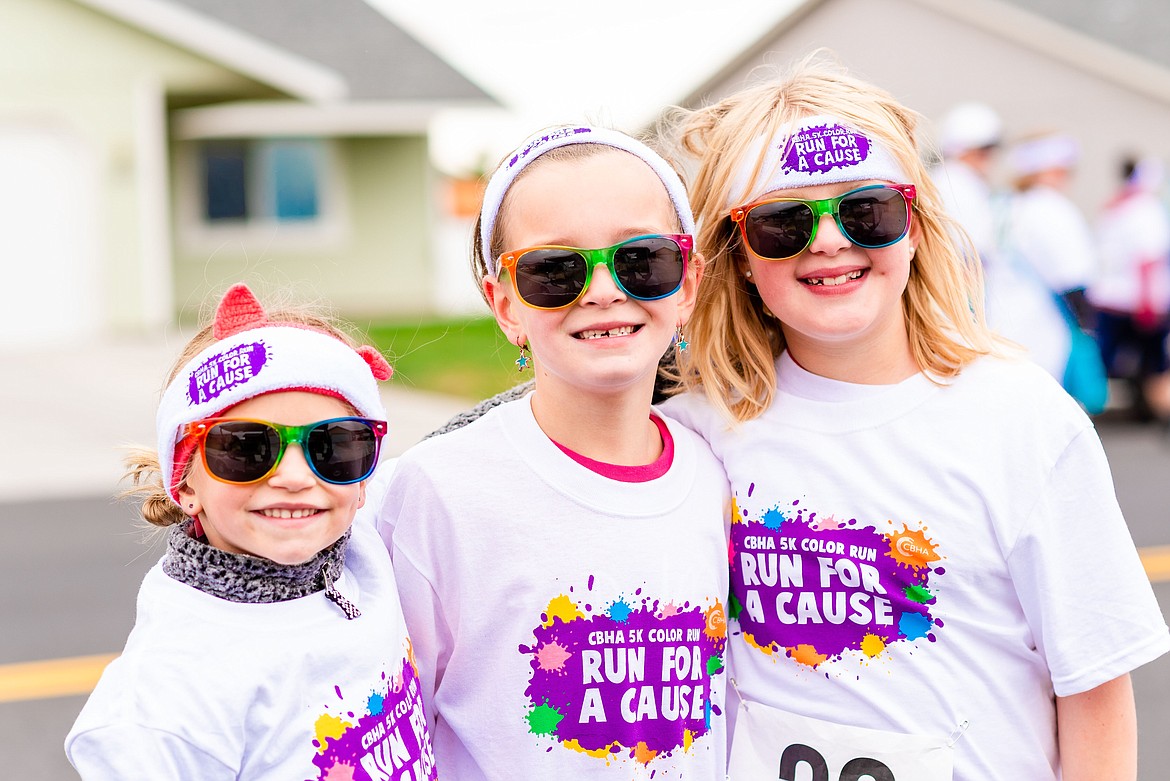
top-left (896, 536), bottom-right (931, 559)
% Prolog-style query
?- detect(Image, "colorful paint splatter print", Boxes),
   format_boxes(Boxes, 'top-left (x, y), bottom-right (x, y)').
top-left (730, 487), bottom-right (945, 669)
top-left (310, 651), bottom-right (436, 781)
top-left (519, 577), bottom-right (726, 769)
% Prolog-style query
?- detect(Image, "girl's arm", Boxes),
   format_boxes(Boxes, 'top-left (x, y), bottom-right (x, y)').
top-left (1055, 672), bottom-right (1136, 781)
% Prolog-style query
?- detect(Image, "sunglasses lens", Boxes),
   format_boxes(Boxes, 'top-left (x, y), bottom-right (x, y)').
top-left (305, 419), bottom-right (381, 484)
top-left (514, 249), bottom-right (589, 308)
top-left (203, 421), bottom-right (280, 483)
top-left (744, 202), bottom-right (816, 259)
top-left (838, 187), bottom-right (909, 247)
top-left (613, 237), bottom-right (686, 300)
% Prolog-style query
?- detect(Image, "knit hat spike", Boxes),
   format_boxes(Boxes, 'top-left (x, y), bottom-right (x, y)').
top-left (357, 345), bottom-right (393, 381)
top-left (213, 283), bottom-right (268, 339)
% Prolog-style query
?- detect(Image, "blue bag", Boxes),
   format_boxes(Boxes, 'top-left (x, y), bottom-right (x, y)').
top-left (1053, 294), bottom-right (1108, 415)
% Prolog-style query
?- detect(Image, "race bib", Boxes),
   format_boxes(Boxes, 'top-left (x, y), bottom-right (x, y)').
top-left (728, 700), bottom-right (954, 781)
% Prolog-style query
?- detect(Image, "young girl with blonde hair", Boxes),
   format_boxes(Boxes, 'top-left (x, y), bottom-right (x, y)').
top-left (660, 56), bottom-right (1168, 780)
top-left (379, 125), bottom-right (730, 779)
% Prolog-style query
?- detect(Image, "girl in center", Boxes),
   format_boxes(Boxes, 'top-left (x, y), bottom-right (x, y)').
top-left (379, 126), bottom-right (730, 779)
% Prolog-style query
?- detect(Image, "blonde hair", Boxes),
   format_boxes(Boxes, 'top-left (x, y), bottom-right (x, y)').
top-left (122, 297), bottom-right (362, 528)
top-left (664, 53), bottom-right (996, 422)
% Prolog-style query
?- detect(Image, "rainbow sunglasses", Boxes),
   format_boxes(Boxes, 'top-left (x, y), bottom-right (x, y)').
top-left (184, 417), bottom-right (387, 485)
top-left (730, 184), bottom-right (916, 260)
top-left (498, 234), bottom-right (692, 310)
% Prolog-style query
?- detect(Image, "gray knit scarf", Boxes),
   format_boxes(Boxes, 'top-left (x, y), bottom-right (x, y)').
top-left (162, 520), bottom-right (360, 619)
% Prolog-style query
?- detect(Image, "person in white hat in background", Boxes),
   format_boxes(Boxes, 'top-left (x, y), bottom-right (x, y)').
top-left (1089, 155), bottom-right (1170, 422)
top-left (929, 101), bottom-right (1003, 265)
top-left (989, 130), bottom-right (1105, 411)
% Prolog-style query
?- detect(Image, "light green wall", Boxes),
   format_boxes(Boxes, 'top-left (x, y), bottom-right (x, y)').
top-left (346, 136), bottom-right (434, 319)
top-left (170, 135), bottom-right (435, 325)
top-left (1, 0), bottom-right (279, 334)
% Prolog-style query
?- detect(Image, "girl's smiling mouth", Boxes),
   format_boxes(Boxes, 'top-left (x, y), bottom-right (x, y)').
top-left (256, 507), bottom-right (322, 520)
top-left (573, 324), bottom-right (642, 340)
top-left (801, 269), bottom-right (866, 287)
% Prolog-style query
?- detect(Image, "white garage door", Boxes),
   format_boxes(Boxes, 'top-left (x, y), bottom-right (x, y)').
top-left (0, 125), bottom-right (99, 348)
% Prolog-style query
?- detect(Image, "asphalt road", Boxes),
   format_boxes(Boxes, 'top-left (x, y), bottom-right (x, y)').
top-left (3, 417), bottom-right (1169, 780)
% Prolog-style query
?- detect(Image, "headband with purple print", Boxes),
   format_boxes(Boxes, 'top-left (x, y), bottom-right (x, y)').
top-left (156, 284), bottom-right (392, 503)
top-left (727, 115), bottom-right (910, 209)
top-left (478, 125), bottom-right (696, 276)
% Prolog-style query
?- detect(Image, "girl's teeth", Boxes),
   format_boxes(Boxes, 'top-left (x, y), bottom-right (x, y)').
top-left (259, 508), bottom-right (317, 520)
top-left (806, 270), bottom-right (863, 286)
top-left (578, 325), bottom-right (635, 339)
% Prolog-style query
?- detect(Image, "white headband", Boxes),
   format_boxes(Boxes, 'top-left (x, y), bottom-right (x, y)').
top-left (727, 115), bottom-right (910, 209)
top-left (478, 125), bottom-right (695, 276)
top-left (157, 285), bottom-right (390, 502)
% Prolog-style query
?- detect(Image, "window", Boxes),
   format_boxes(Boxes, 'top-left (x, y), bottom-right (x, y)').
top-left (199, 138), bottom-right (323, 223)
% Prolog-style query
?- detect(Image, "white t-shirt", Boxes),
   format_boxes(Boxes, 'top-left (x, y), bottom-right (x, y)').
top-left (1004, 185), bottom-right (1097, 294)
top-left (381, 395), bottom-right (731, 780)
top-left (987, 187), bottom-right (1094, 379)
top-left (662, 352), bottom-right (1169, 781)
top-left (1089, 189), bottom-right (1170, 314)
top-left (65, 515), bottom-right (435, 781)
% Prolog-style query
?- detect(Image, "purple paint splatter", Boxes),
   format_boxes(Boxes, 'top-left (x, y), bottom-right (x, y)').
top-left (731, 503), bottom-right (943, 667)
top-left (780, 123), bottom-right (871, 176)
top-left (520, 591), bottom-right (726, 766)
top-left (187, 340), bottom-right (267, 405)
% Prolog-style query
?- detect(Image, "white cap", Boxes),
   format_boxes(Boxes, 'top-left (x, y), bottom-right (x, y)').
top-left (939, 102), bottom-right (1002, 157)
top-left (1009, 132), bottom-right (1079, 176)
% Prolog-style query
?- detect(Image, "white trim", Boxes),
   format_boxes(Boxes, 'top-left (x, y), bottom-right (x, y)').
top-left (913, 0), bottom-right (1170, 104)
top-left (75, 0), bottom-right (347, 102)
top-left (134, 77), bottom-right (173, 329)
top-left (171, 101), bottom-right (465, 139)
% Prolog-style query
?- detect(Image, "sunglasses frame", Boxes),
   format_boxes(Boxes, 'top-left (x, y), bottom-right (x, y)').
top-left (729, 184), bottom-right (917, 261)
top-left (184, 416), bottom-right (388, 487)
top-left (497, 233), bottom-right (693, 310)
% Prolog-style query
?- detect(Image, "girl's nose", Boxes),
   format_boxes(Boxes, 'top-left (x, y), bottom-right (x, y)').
top-left (808, 214), bottom-right (852, 256)
top-left (579, 262), bottom-right (627, 306)
top-left (267, 443), bottom-right (317, 490)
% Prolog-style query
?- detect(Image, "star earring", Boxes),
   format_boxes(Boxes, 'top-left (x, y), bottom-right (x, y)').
top-left (672, 325), bottom-right (689, 353)
top-left (515, 338), bottom-right (531, 372)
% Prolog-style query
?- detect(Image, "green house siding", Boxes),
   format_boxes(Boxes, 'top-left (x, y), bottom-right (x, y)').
top-left (3, 0), bottom-right (280, 334)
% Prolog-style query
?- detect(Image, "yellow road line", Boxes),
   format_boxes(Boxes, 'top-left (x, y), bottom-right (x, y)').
top-left (2, 546), bottom-right (1169, 705)
top-left (1141, 545), bottom-right (1170, 583)
top-left (0, 653), bottom-right (117, 704)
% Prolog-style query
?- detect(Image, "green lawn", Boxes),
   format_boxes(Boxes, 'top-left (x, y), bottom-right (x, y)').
top-left (365, 316), bottom-right (525, 402)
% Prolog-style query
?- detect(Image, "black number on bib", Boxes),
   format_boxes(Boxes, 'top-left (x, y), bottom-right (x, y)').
top-left (778, 745), bottom-right (896, 781)
top-left (778, 743), bottom-right (830, 781)
top-left (840, 757), bottom-right (895, 781)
